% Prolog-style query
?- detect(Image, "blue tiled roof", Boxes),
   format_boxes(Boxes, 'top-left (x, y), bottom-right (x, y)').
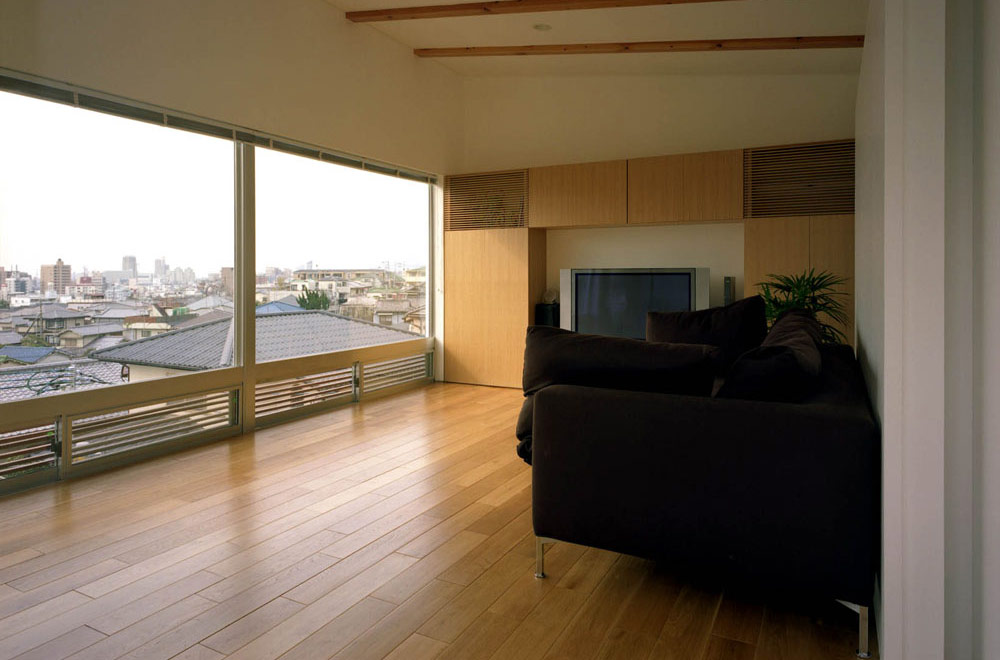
top-left (256, 301), bottom-right (304, 315)
top-left (0, 346), bottom-right (56, 364)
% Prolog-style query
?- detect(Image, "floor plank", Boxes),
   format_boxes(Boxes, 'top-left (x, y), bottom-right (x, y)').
top-left (0, 383), bottom-right (875, 660)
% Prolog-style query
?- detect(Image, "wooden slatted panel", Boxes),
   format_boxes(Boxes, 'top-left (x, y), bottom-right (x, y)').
top-left (0, 422), bottom-right (57, 480)
top-left (744, 140), bottom-right (855, 218)
top-left (69, 389), bottom-right (238, 463)
top-left (255, 368), bottom-right (354, 420)
top-left (445, 170), bottom-right (527, 230)
top-left (362, 354), bottom-right (430, 392)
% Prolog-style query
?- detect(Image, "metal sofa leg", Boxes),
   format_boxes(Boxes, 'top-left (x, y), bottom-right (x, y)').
top-left (534, 536), bottom-right (555, 578)
top-left (857, 605), bottom-right (871, 658)
top-left (836, 600), bottom-right (871, 658)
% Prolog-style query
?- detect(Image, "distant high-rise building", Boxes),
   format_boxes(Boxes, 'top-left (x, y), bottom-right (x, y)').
top-left (221, 267), bottom-right (235, 298)
top-left (154, 257), bottom-right (169, 279)
top-left (40, 258), bottom-right (72, 294)
top-left (122, 255), bottom-right (138, 279)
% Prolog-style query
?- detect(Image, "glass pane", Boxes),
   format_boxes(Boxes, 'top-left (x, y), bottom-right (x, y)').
top-left (0, 91), bottom-right (234, 403)
top-left (255, 148), bottom-right (429, 363)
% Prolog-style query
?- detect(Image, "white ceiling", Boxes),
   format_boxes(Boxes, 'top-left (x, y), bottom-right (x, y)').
top-left (324, 0), bottom-right (868, 76)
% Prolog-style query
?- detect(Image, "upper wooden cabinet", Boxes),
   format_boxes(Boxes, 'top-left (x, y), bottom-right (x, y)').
top-left (528, 160), bottom-right (627, 228)
top-left (627, 154), bottom-right (684, 224)
top-left (682, 150), bottom-right (743, 222)
top-left (627, 149), bottom-right (743, 225)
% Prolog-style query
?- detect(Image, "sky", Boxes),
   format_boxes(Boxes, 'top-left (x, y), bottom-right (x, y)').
top-left (0, 91), bottom-right (429, 280)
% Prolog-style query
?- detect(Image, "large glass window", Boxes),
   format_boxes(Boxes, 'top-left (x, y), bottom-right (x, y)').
top-left (254, 148), bottom-right (430, 362)
top-left (0, 91), bottom-right (234, 402)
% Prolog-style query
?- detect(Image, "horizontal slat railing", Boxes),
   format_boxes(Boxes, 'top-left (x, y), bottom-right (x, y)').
top-left (68, 389), bottom-right (238, 464)
top-left (0, 367), bottom-right (242, 433)
top-left (254, 337), bottom-right (432, 383)
top-left (0, 337), bottom-right (435, 493)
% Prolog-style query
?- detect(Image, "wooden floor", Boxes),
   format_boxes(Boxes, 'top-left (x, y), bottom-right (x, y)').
top-left (0, 383), bottom-right (876, 660)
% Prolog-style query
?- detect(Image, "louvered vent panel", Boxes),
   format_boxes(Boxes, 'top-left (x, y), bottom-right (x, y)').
top-left (0, 422), bottom-right (57, 480)
top-left (69, 389), bottom-right (237, 463)
top-left (363, 354), bottom-right (430, 393)
top-left (255, 367), bottom-right (354, 420)
top-left (744, 140), bottom-right (855, 217)
top-left (445, 170), bottom-right (527, 230)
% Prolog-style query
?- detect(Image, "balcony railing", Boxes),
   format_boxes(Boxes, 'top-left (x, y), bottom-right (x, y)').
top-left (0, 338), bottom-right (434, 495)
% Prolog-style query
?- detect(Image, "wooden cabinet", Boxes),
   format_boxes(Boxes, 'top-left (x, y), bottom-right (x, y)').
top-left (744, 214), bottom-right (855, 343)
top-left (809, 214), bottom-right (855, 343)
top-left (444, 228), bottom-right (546, 388)
top-left (627, 154), bottom-right (684, 224)
top-left (528, 160), bottom-right (627, 228)
top-left (627, 149), bottom-right (743, 225)
top-left (744, 217), bottom-right (811, 297)
top-left (682, 150), bottom-right (743, 222)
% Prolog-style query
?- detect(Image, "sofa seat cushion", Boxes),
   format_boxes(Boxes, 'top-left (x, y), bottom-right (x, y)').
top-left (516, 325), bottom-right (722, 463)
top-left (716, 310), bottom-right (823, 402)
top-left (646, 296), bottom-right (767, 367)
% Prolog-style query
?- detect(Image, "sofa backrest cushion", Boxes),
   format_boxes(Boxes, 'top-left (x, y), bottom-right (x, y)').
top-left (523, 325), bottom-right (722, 396)
top-left (715, 309), bottom-right (823, 402)
top-left (646, 296), bottom-right (767, 366)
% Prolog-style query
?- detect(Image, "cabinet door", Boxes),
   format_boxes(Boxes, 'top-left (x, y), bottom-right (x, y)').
top-left (810, 214), bottom-right (855, 343)
top-left (529, 160), bottom-right (627, 228)
top-left (683, 150), bottom-right (743, 222)
top-left (743, 216), bottom-right (810, 298)
top-left (444, 228), bottom-right (530, 388)
top-left (627, 154), bottom-right (685, 224)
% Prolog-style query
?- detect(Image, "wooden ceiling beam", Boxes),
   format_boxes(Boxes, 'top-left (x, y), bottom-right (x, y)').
top-left (347, 0), bottom-right (740, 23)
top-left (415, 35), bottom-right (865, 57)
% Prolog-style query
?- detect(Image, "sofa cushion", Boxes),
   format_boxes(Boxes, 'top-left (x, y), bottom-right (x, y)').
top-left (646, 296), bottom-right (767, 366)
top-left (716, 309), bottom-right (823, 402)
top-left (517, 325), bottom-right (722, 464)
top-left (523, 325), bottom-right (722, 396)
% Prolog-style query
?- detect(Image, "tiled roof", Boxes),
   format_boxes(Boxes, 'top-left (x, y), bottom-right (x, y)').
top-left (256, 301), bottom-right (305, 315)
top-left (93, 311), bottom-right (418, 371)
top-left (0, 332), bottom-right (22, 346)
top-left (10, 305), bottom-right (89, 320)
top-left (0, 346), bottom-right (57, 365)
top-left (0, 359), bottom-right (124, 403)
top-left (60, 324), bottom-right (123, 337)
top-left (188, 295), bottom-right (234, 311)
top-left (375, 300), bottom-right (413, 313)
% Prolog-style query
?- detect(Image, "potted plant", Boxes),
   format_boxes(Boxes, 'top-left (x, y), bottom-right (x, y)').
top-left (757, 268), bottom-right (849, 344)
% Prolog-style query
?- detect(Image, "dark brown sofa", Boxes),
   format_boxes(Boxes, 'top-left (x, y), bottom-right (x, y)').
top-left (523, 335), bottom-right (880, 655)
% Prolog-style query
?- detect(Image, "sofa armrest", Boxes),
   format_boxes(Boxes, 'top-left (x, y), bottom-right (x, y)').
top-left (531, 384), bottom-right (879, 604)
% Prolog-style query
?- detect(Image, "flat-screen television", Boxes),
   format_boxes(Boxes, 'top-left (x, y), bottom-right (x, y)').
top-left (559, 268), bottom-right (710, 339)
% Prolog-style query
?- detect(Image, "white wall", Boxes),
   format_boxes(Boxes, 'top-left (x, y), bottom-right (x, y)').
top-left (0, 0), bottom-right (464, 174)
top-left (976, 2), bottom-right (1000, 656)
top-left (545, 223), bottom-right (744, 308)
top-left (855, 0), bottom-right (1000, 658)
top-left (460, 73), bottom-right (858, 171)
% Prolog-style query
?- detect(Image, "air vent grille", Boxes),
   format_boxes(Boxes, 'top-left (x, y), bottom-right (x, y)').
top-left (0, 422), bottom-right (58, 480)
top-left (69, 389), bottom-right (238, 463)
top-left (445, 170), bottom-right (527, 230)
top-left (255, 367), bottom-right (355, 420)
top-left (744, 140), bottom-right (855, 217)
top-left (362, 355), bottom-right (430, 393)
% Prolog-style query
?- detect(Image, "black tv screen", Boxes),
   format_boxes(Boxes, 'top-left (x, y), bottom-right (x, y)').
top-left (573, 269), bottom-right (693, 339)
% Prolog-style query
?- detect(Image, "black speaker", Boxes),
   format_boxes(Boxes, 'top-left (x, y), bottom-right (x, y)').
top-left (534, 303), bottom-right (560, 327)
top-left (723, 276), bottom-right (736, 306)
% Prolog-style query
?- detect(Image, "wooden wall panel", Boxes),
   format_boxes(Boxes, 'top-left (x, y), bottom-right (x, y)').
top-left (528, 160), bottom-right (627, 227)
top-left (809, 214), bottom-right (855, 343)
top-left (743, 216), bottom-right (810, 298)
top-left (683, 150), bottom-right (743, 222)
top-left (627, 154), bottom-right (684, 224)
top-left (528, 229), bottom-right (547, 322)
top-left (444, 228), bottom-right (531, 388)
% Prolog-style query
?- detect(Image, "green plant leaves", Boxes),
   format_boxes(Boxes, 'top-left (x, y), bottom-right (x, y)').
top-left (757, 268), bottom-right (849, 344)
